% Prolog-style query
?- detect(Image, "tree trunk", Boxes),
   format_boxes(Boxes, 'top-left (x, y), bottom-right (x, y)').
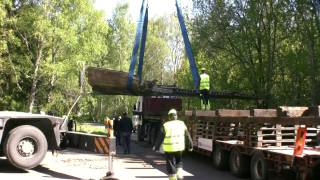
top-left (308, 38), bottom-right (318, 105)
top-left (28, 46), bottom-right (43, 112)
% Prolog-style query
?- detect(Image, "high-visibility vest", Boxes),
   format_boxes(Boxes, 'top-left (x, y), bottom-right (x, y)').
top-left (200, 73), bottom-right (210, 90)
top-left (163, 120), bottom-right (187, 152)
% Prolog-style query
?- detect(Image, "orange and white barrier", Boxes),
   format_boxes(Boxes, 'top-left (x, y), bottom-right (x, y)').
top-left (294, 127), bottom-right (307, 156)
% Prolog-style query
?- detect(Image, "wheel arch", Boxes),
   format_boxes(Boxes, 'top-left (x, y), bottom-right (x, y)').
top-left (1, 118), bottom-right (57, 151)
top-left (229, 145), bottom-right (242, 153)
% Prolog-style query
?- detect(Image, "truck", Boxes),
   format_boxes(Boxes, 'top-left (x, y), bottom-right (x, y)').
top-left (0, 111), bottom-right (69, 169)
top-left (133, 96), bottom-right (182, 145)
top-left (184, 107), bottom-right (320, 180)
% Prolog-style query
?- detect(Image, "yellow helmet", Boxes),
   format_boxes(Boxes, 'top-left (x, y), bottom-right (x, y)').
top-left (168, 109), bottom-right (177, 115)
top-left (201, 67), bottom-right (206, 71)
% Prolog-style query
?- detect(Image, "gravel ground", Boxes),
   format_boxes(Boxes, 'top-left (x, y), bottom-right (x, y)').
top-left (0, 148), bottom-right (109, 180)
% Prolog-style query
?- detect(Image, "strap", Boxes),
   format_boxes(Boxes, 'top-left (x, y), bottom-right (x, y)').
top-left (314, 0), bottom-right (320, 15)
top-left (137, 7), bottom-right (148, 81)
top-left (128, 0), bottom-right (147, 89)
top-left (175, 0), bottom-right (200, 89)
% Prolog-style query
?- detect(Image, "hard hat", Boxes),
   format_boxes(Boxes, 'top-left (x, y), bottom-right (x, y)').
top-left (168, 109), bottom-right (177, 115)
top-left (201, 67), bottom-right (206, 71)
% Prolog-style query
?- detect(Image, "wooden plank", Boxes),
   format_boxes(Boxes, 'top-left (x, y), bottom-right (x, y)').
top-left (277, 106), bottom-right (309, 117)
top-left (250, 109), bottom-right (277, 117)
top-left (253, 139), bottom-right (296, 143)
top-left (216, 109), bottom-right (250, 117)
top-left (185, 110), bottom-right (193, 116)
top-left (195, 110), bottom-right (216, 117)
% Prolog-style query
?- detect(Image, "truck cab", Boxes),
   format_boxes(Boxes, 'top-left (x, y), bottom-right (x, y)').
top-left (133, 96), bottom-right (182, 145)
top-left (0, 111), bottom-right (69, 169)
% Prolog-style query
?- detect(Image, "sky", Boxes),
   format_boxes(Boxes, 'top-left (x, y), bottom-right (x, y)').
top-left (94, 0), bottom-right (193, 19)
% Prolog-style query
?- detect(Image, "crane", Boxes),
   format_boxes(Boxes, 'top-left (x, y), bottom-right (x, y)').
top-left (87, 0), bottom-right (259, 101)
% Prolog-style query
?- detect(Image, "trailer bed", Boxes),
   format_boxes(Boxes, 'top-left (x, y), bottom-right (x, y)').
top-left (185, 107), bottom-right (320, 179)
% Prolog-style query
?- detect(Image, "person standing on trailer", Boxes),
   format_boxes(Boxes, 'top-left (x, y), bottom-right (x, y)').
top-left (153, 109), bottom-right (193, 180)
top-left (119, 112), bottom-right (133, 154)
top-left (199, 67), bottom-right (210, 110)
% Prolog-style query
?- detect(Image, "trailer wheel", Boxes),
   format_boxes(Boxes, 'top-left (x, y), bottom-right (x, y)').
top-left (229, 148), bottom-right (250, 177)
top-left (250, 151), bottom-right (268, 180)
top-left (311, 163), bottom-right (320, 180)
top-left (212, 144), bottom-right (229, 170)
top-left (296, 170), bottom-right (314, 180)
top-left (4, 125), bottom-right (48, 169)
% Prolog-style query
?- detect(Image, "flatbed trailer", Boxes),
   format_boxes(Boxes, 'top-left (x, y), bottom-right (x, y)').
top-left (184, 107), bottom-right (320, 180)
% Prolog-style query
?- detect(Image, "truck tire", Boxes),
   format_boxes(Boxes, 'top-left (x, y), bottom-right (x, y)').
top-left (4, 125), bottom-right (48, 169)
top-left (229, 148), bottom-right (250, 178)
top-left (296, 170), bottom-right (313, 180)
top-left (250, 151), bottom-right (268, 180)
top-left (212, 144), bottom-right (229, 170)
top-left (311, 162), bottom-right (320, 180)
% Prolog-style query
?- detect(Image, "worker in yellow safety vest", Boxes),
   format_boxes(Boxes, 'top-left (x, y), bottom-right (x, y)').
top-left (153, 109), bottom-right (193, 180)
top-left (199, 67), bottom-right (210, 110)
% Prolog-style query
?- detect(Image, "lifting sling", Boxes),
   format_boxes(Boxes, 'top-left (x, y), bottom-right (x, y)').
top-left (128, 0), bottom-right (148, 89)
top-left (315, 0), bottom-right (320, 15)
top-left (127, 0), bottom-right (200, 90)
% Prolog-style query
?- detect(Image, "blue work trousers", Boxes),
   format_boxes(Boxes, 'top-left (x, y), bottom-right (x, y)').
top-left (121, 132), bottom-right (132, 154)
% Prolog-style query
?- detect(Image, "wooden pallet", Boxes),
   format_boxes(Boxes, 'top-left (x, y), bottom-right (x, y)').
top-left (185, 107), bottom-right (320, 148)
top-left (195, 119), bottom-right (214, 139)
top-left (215, 122), bottom-right (239, 140)
top-left (248, 124), bottom-right (320, 147)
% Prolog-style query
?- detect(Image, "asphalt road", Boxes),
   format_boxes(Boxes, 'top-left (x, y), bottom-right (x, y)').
top-left (0, 142), bottom-right (247, 180)
top-left (128, 141), bottom-right (246, 180)
top-left (0, 140), bottom-right (291, 180)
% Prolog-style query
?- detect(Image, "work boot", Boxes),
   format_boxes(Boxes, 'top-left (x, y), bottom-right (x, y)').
top-left (177, 167), bottom-right (184, 180)
top-left (201, 101), bottom-right (206, 110)
top-left (168, 174), bottom-right (177, 180)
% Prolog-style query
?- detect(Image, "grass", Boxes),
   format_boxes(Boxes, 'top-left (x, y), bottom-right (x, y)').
top-left (75, 123), bottom-right (107, 135)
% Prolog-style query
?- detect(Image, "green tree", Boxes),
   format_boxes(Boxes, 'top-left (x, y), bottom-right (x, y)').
top-left (190, 0), bottom-right (320, 108)
top-left (0, 0), bottom-right (109, 116)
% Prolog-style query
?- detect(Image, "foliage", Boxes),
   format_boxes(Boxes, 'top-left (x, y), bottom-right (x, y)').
top-left (188, 0), bottom-right (320, 108)
top-left (76, 123), bottom-right (107, 135)
top-left (4, 0), bottom-right (318, 119)
top-left (0, 1), bottom-right (184, 122)
top-left (0, 0), bottom-right (109, 114)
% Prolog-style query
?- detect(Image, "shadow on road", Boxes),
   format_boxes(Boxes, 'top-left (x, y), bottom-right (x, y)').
top-left (126, 141), bottom-right (248, 180)
top-left (33, 166), bottom-right (82, 179)
top-left (0, 158), bottom-right (27, 173)
top-left (0, 158), bottom-right (81, 179)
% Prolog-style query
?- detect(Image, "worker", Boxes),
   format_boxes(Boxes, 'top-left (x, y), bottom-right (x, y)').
top-left (153, 109), bottom-right (193, 180)
top-left (113, 115), bottom-right (121, 146)
top-left (199, 67), bottom-right (210, 110)
top-left (119, 112), bottom-right (133, 154)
